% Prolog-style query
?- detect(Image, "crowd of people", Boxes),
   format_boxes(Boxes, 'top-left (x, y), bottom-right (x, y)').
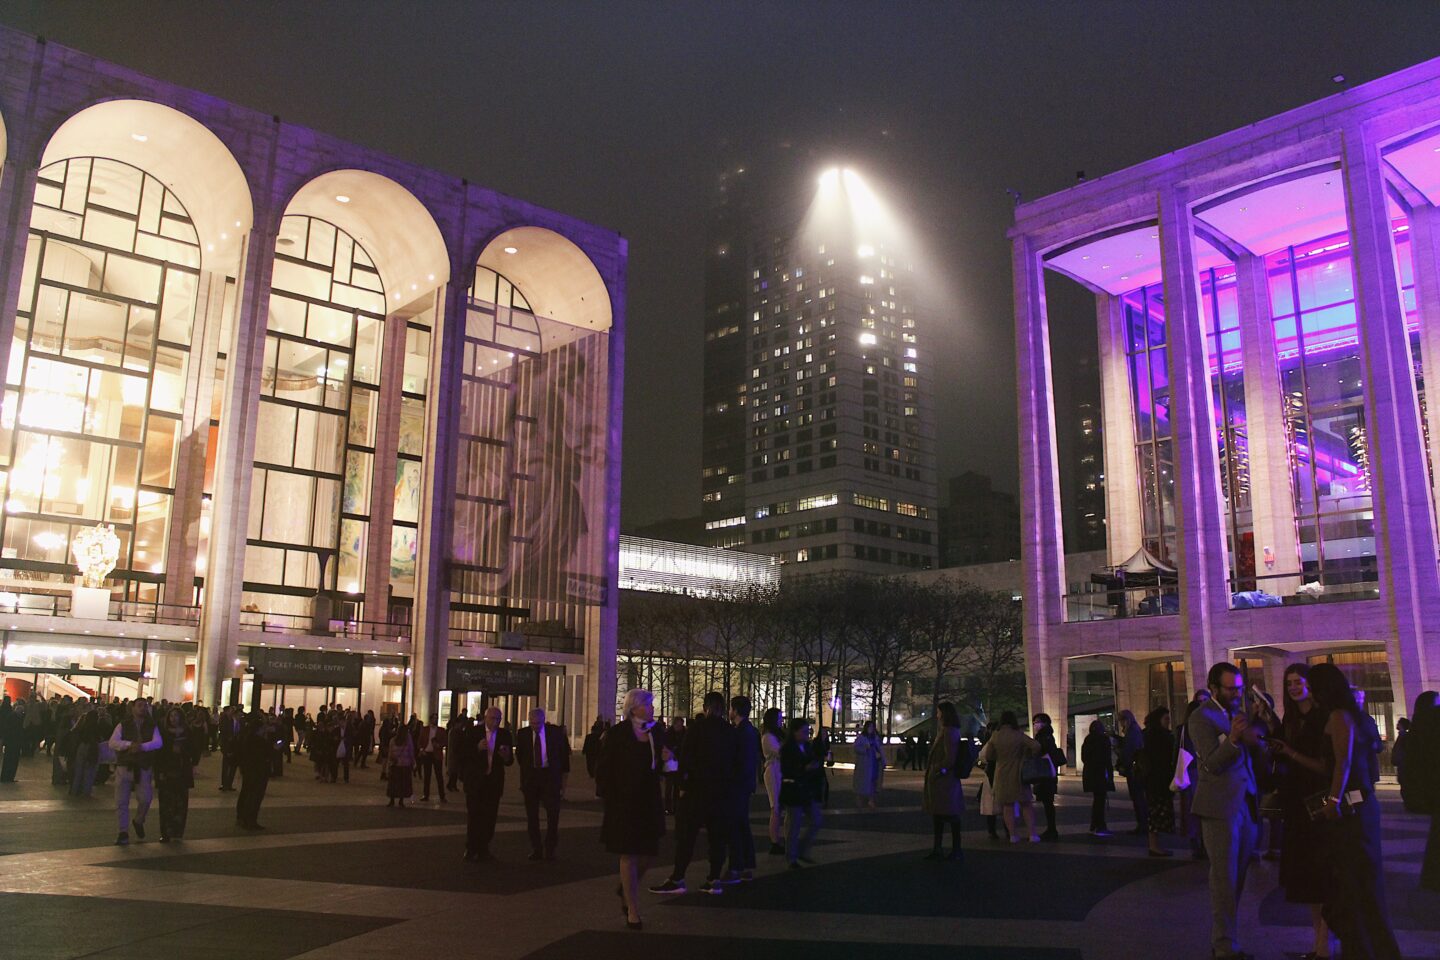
top-left (5, 660), bottom-right (1439, 957)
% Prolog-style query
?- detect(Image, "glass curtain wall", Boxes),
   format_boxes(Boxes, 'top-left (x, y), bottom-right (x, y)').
top-left (1265, 233), bottom-right (1377, 593)
top-left (1199, 266), bottom-right (1254, 587)
top-left (389, 313), bottom-right (431, 611)
top-left (1122, 283), bottom-right (1176, 563)
top-left (1389, 216), bottom-right (1429, 490)
top-left (242, 215), bottom-right (385, 620)
top-left (4, 158), bottom-right (201, 601)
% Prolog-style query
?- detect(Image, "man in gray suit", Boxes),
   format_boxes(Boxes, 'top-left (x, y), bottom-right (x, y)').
top-left (1188, 661), bottom-right (1261, 960)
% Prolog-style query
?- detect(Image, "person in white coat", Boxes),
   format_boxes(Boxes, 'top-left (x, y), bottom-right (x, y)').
top-left (852, 720), bottom-right (885, 810)
top-left (108, 699), bottom-right (162, 845)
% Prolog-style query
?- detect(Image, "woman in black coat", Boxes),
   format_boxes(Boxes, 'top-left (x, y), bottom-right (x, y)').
top-left (1140, 707), bottom-right (1175, 857)
top-left (155, 707), bottom-right (201, 841)
top-left (600, 689), bottom-right (669, 931)
top-left (1031, 713), bottom-right (1062, 841)
top-left (1081, 719), bottom-right (1114, 837)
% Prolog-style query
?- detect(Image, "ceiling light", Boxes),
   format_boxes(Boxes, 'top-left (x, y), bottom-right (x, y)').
top-left (503, 246), bottom-right (518, 254)
top-left (335, 194), bottom-right (351, 203)
top-left (131, 133), bottom-right (148, 143)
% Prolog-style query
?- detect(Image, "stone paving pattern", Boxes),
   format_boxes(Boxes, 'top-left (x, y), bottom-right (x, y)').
top-left (2, 752), bottom-right (1438, 959)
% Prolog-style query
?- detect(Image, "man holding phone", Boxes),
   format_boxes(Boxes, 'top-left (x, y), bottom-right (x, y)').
top-left (1189, 662), bottom-right (1261, 960)
top-left (461, 706), bottom-right (513, 862)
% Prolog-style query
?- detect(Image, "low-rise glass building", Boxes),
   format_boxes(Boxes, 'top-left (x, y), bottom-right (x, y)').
top-left (0, 27), bottom-right (626, 732)
top-left (1014, 56), bottom-right (1440, 750)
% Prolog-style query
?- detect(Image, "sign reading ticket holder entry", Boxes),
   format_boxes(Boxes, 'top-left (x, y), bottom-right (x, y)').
top-left (447, 659), bottom-right (540, 696)
top-left (249, 648), bottom-right (364, 688)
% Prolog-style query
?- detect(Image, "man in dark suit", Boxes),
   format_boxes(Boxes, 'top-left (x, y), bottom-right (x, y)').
top-left (515, 707), bottom-right (571, 861)
top-left (723, 695), bottom-right (761, 883)
top-left (461, 706), bottom-right (512, 862)
top-left (1189, 662), bottom-right (1261, 960)
top-left (650, 691), bottom-right (738, 896)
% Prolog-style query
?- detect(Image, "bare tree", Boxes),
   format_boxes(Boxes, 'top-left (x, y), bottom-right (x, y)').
top-left (964, 590), bottom-right (1026, 717)
top-left (847, 576), bottom-right (908, 735)
top-left (900, 576), bottom-right (986, 729)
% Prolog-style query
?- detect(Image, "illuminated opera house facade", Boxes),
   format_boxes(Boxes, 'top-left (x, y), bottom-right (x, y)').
top-left (0, 28), bottom-right (625, 730)
top-left (1014, 57), bottom-right (1440, 744)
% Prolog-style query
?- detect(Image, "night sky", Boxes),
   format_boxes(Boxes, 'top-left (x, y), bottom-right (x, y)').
top-left (5, 2), bottom-right (1440, 529)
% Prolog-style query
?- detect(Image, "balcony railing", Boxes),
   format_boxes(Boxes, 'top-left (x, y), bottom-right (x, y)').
top-left (1064, 585), bottom-right (1178, 622)
top-left (0, 589), bottom-right (200, 627)
top-left (1228, 569), bottom-right (1380, 609)
top-left (448, 626), bottom-right (583, 656)
top-left (238, 611), bottom-right (411, 643)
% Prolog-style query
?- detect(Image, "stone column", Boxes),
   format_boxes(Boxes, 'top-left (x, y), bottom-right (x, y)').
top-left (1340, 127), bottom-right (1440, 711)
top-left (1157, 186), bottom-right (1231, 679)
top-left (1405, 203), bottom-right (1440, 520)
top-left (1234, 254), bottom-right (1301, 593)
top-left (411, 279), bottom-right (462, 719)
top-left (594, 260), bottom-right (627, 727)
top-left (1013, 233), bottom-right (1069, 732)
top-left (360, 311), bottom-right (407, 620)
top-left (163, 272), bottom-right (229, 609)
top-left (1096, 293), bottom-right (1142, 566)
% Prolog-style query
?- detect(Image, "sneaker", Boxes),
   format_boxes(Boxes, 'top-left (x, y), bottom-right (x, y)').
top-left (132, 819), bottom-right (145, 839)
top-left (715, 872), bottom-right (742, 885)
top-left (699, 879), bottom-right (724, 894)
top-left (115, 832), bottom-right (129, 846)
top-left (1091, 830), bottom-right (1113, 838)
top-left (648, 879), bottom-right (686, 895)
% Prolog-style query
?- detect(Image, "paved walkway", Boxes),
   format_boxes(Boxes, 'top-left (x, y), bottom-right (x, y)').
top-left (2, 751), bottom-right (1437, 959)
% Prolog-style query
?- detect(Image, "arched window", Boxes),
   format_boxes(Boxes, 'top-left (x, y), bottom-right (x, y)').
top-left (3, 157), bottom-right (202, 600)
top-left (242, 215), bottom-right (385, 618)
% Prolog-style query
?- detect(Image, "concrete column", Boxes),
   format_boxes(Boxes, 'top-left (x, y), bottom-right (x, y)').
top-left (1096, 293), bottom-right (1142, 565)
top-left (1157, 186), bottom-right (1231, 677)
top-left (196, 223), bottom-right (273, 707)
top-left (360, 311), bottom-right (408, 621)
top-left (1234, 254), bottom-right (1301, 592)
top-left (1340, 127), bottom-right (1440, 712)
top-left (163, 272), bottom-right (229, 609)
top-left (596, 256), bottom-right (627, 728)
top-left (412, 280), bottom-right (461, 719)
top-left (1012, 233), bottom-right (1069, 731)
top-left (1405, 203), bottom-right (1440, 519)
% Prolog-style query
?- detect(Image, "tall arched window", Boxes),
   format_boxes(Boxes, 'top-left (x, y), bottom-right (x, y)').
top-left (3, 158), bottom-right (201, 601)
top-left (242, 215), bottom-right (384, 617)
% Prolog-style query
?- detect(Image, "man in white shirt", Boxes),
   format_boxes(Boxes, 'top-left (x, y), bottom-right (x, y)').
top-left (516, 707), bottom-right (571, 861)
top-left (108, 700), bottom-right (163, 845)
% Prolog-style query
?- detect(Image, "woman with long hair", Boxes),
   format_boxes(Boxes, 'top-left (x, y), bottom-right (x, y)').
top-left (1402, 690), bottom-right (1440, 891)
top-left (760, 707), bottom-right (785, 853)
top-left (155, 706), bottom-right (200, 841)
top-left (1031, 713), bottom-right (1062, 841)
top-left (978, 710), bottom-right (1042, 843)
top-left (1271, 663), bottom-right (1332, 959)
top-left (600, 689), bottom-right (670, 931)
top-left (923, 702), bottom-right (967, 861)
top-left (1275, 663), bottom-right (1400, 960)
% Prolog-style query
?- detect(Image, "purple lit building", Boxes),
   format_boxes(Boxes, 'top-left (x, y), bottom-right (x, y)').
top-left (0, 27), bottom-right (626, 731)
top-left (1014, 58), bottom-right (1440, 744)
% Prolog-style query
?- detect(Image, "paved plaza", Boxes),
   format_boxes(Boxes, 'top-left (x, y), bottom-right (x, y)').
top-left (1, 752), bottom-right (1438, 960)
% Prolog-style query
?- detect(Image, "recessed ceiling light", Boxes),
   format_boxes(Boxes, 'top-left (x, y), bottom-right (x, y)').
top-left (1080, 255), bottom-right (1090, 261)
top-left (335, 194), bottom-right (351, 203)
top-left (503, 246), bottom-right (518, 254)
top-left (131, 133), bottom-right (148, 143)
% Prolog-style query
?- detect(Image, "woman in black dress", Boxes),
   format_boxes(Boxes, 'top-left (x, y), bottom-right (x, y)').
top-left (1031, 713), bottom-right (1062, 841)
top-left (1274, 663), bottom-right (1332, 960)
top-left (1140, 707), bottom-right (1174, 857)
top-left (599, 689), bottom-right (669, 931)
top-left (1276, 663), bottom-right (1401, 960)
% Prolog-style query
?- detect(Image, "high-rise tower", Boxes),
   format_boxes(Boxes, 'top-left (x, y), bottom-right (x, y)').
top-left (702, 165), bottom-right (938, 573)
